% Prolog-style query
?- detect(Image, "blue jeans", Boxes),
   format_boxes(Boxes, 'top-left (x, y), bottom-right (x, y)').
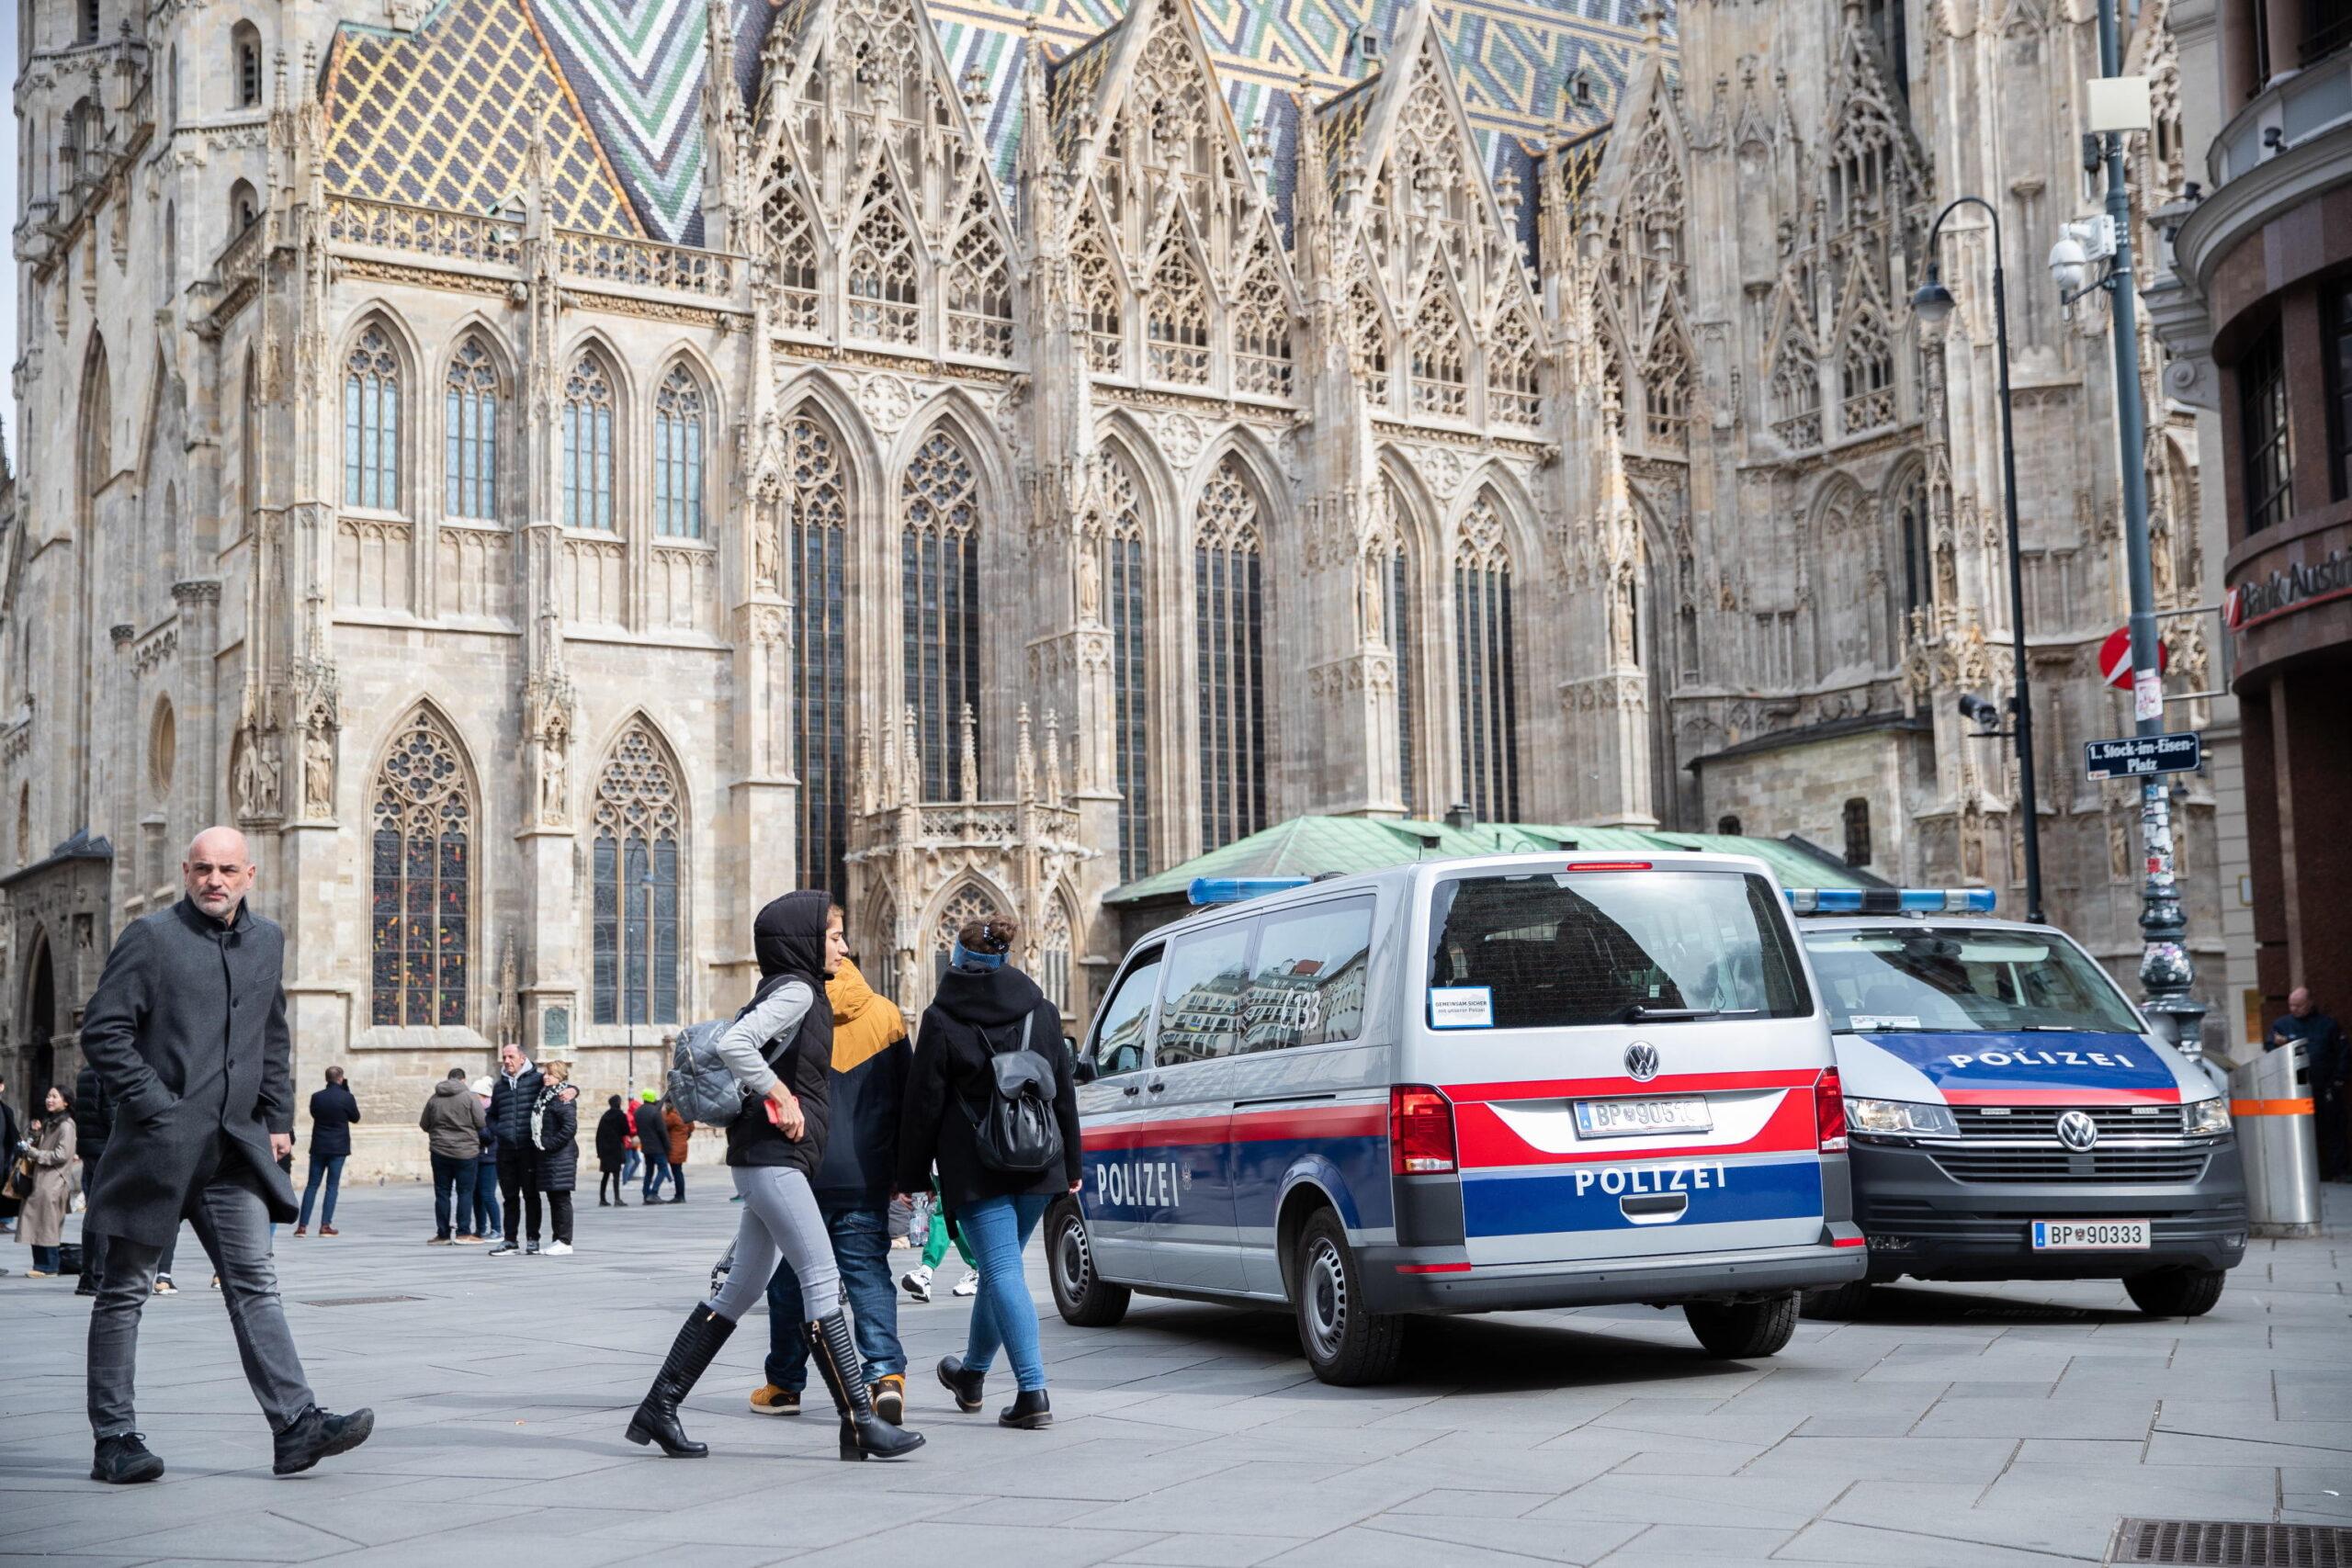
top-left (34, 1243), bottom-right (61, 1273)
top-left (429, 1152), bottom-right (470, 1238)
top-left (621, 1148), bottom-right (641, 1185)
top-left (298, 1154), bottom-right (346, 1229)
top-left (643, 1158), bottom-right (669, 1201)
top-left (959, 1192), bottom-right (1050, 1393)
top-left (469, 1158), bottom-right (502, 1237)
top-left (763, 1203), bottom-right (905, 1390)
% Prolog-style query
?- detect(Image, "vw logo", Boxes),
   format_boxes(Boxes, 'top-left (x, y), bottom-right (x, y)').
top-left (2056, 1111), bottom-right (2099, 1152)
top-left (1624, 1042), bottom-right (1660, 1083)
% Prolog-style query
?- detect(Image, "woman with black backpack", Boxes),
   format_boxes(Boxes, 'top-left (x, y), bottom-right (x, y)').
top-left (623, 891), bottom-right (922, 1463)
top-left (898, 912), bottom-right (1081, 1430)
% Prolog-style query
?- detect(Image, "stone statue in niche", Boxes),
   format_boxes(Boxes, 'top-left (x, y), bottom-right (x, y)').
top-left (538, 719), bottom-right (570, 826)
top-left (495, 942), bottom-right (521, 1048)
top-left (753, 517), bottom-right (780, 592)
top-left (1075, 541), bottom-right (1101, 623)
top-left (1361, 550), bottom-right (1385, 646)
top-left (233, 731), bottom-right (281, 819)
top-left (302, 725), bottom-right (334, 818)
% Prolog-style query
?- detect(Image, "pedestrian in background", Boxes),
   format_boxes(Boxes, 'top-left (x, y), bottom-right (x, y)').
top-left (294, 1067), bottom-right (360, 1237)
top-left (488, 1043), bottom-right (544, 1257)
top-left (534, 1058), bottom-right (580, 1255)
top-left (898, 912), bottom-right (1080, 1431)
top-left (597, 1094), bottom-right (631, 1206)
top-left (0, 1070), bottom-right (20, 1235)
top-left (467, 1077), bottom-right (501, 1244)
top-left (900, 1180), bottom-right (978, 1303)
top-left (14, 1086), bottom-right (78, 1277)
top-left (637, 1088), bottom-right (671, 1203)
top-left (621, 1095), bottom-right (643, 1190)
top-left (419, 1067), bottom-right (485, 1244)
top-left (74, 1061), bottom-right (114, 1295)
top-left (752, 955), bottom-right (912, 1422)
top-left (2269, 987), bottom-right (2349, 1180)
top-left (663, 1099), bottom-right (695, 1201)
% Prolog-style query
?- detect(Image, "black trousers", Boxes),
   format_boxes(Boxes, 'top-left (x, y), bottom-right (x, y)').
top-left (496, 1146), bottom-right (542, 1243)
top-left (545, 1190), bottom-right (574, 1245)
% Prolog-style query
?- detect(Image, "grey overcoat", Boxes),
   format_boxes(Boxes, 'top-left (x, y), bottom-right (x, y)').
top-left (80, 897), bottom-right (299, 1246)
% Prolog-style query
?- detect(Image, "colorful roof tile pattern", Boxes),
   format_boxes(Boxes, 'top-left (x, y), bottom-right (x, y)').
top-left (527, 0), bottom-right (721, 243)
top-left (322, 0), bottom-right (643, 235)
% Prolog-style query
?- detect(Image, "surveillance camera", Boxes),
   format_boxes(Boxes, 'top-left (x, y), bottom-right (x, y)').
top-left (1958, 694), bottom-right (2000, 730)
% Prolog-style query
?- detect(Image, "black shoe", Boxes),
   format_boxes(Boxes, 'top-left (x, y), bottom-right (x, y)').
top-left (598, 1197), bottom-right (609, 1207)
top-left (937, 1355), bottom-right (986, 1414)
top-left (999, 1389), bottom-right (1053, 1429)
top-left (487, 1242), bottom-right (519, 1258)
top-left (669, 1194), bottom-right (685, 1204)
top-left (808, 1314), bottom-right (922, 1461)
top-left (525, 1241), bottom-right (540, 1256)
top-left (273, 1406), bottom-right (375, 1475)
top-left (614, 1197), bottom-right (628, 1207)
top-left (74, 1280), bottom-right (98, 1297)
top-left (625, 1304), bottom-right (736, 1458)
top-left (91, 1433), bottom-right (165, 1484)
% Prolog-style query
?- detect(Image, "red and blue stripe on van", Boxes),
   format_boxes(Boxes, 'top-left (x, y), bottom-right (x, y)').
top-left (1082, 1101), bottom-right (1394, 1233)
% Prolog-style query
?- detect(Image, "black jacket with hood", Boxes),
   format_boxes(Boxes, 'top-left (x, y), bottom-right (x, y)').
top-left (720, 891), bottom-right (836, 1175)
top-left (897, 963), bottom-right (1079, 1213)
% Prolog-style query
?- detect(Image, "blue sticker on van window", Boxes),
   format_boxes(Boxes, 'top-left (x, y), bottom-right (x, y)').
top-left (1855, 1030), bottom-right (2175, 1094)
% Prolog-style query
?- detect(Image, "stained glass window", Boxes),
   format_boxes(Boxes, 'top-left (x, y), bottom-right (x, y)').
top-left (444, 336), bottom-right (499, 520)
top-left (592, 723), bottom-right (684, 1025)
top-left (902, 428), bottom-right (981, 801)
top-left (370, 708), bottom-right (472, 1027)
top-left (653, 365), bottom-right (705, 538)
top-left (786, 413), bottom-right (851, 904)
top-left (1104, 455), bottom-right (1150, 882)
top-left (562, 353), bottom-right (616, 530)
top-left (1195, 457), bottom-right (1268, 852)
top-left (1454, 493), bottom-right (1521, 823)
top-left (1382, 498), bottom-right (1419, 818)
top-left (344, 326), bottom-right (401, 511)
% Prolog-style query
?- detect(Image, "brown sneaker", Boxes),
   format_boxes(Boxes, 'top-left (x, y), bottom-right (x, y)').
top-left (749, 1383), bottom-right (801, 1416)
top-left (320, 1225), bottom-right (339, 1237)
top-left (453, 1234), bottom-right (484, 1245)
top-left (872, 1374), bottom-right (906, 1426)
top-left (292, 1226), bottom-right (307, 1238)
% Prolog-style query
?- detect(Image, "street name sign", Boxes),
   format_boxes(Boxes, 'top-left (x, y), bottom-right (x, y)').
top-left (2083, 732), bottom-right (2201, 781)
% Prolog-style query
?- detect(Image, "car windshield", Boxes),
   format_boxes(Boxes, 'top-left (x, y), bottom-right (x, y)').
top-left (1800, 925), bottom-right (2143, 1034)
top-left (1425, 870), bottom-right (1811, 1030)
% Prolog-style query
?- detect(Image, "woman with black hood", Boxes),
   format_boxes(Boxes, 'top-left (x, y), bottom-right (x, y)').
top-left (595, 1095), bottom-right (630, 1206)
top-left (623, 891), bottom-right (922, 1463)
top-left (898, 912), bottom-right (1081, 1430)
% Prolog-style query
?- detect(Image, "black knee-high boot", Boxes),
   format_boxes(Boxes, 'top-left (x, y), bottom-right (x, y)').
top-left (807, 1313), bottom-right (924, 1461)
top-left (626, 1304), bottom-right (735, 1458)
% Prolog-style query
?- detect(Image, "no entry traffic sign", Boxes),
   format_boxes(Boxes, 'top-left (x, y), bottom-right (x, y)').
top-left (2098, 626), bottom-right (2168, 691)
top-left (2084, 732), bottom-right (2202, 780)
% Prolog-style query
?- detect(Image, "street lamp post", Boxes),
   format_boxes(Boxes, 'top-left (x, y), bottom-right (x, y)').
top-left (1913, 196), bottom-right (2045, 926)
top-left (625, 866), bottom-right (656, 1095)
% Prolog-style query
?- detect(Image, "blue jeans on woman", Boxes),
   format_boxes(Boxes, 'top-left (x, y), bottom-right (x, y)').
top-left (763, 1204), bottom-right (905, 1390)
top-left (958, 1192), bottom-right (1050, 1393)
top-left (298, 1154), bottom-right (346, 1229)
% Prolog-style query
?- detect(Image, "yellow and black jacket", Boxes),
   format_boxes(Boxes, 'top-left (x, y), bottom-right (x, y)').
top-left (810, 959), bottom-right (912, 1207)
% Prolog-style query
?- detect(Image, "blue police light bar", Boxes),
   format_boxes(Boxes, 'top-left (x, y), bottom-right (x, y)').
top-left (1189, 876), bottom-right (1313, 906)
top-left (1784, 887), bottom-right (1997, 916)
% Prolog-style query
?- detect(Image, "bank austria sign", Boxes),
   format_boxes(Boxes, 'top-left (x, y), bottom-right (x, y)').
top-left (2226, 546), bottom-right (2352, 632)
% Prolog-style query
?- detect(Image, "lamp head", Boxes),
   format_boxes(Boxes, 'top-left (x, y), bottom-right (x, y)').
top-left (1912, 271), bottom-right (1956, 327)
top-left (1958, 693), bottom-right (2002, 732)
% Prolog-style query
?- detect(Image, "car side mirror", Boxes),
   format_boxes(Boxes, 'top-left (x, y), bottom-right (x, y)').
top-left (1072, 1054), bottom-right (1099, 1085)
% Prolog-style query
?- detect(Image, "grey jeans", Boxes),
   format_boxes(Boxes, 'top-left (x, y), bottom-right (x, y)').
top-left (707, 1164), bottom-right (840, 1324)
top-left (88, 1166), bottom-right (315, 1438)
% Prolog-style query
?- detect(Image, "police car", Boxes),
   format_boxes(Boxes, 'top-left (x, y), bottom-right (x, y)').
top-left (1047, 851), bottom-right (1867, 1384)
top-left (1789, 888), bottom-right (2246, 1319)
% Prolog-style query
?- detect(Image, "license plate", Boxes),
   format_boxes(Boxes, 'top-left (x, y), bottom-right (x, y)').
top-left (2030, 1219), bottom-right (2151, 1251)
top-left (1574, 1097), bottom-right (1713, 1139)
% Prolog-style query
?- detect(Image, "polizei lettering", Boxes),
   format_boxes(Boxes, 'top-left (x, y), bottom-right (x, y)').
top-left (1095, 1157), bottom-right (1182, 1210)
top-left (1572, 1163), bottom-right (1729, 1198)
top-left (1942, 1048), bottom-right (2139, 1070)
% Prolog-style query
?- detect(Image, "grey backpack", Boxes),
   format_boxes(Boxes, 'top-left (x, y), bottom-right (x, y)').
top-left (666, 1005), bottom-right (794, 1128)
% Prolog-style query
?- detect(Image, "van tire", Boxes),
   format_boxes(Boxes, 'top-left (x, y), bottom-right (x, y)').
top-left (1683, 1292), bottom-right (1800, 1359)
top-left (2123, 1266), bottom-right (2225, 1318)
top-left (1046, 1201), bottom-right (1130, 1327)
top-left (1295, 1211), bottom-right (1405, 1386)
top-left (1798, 1280), bottom-right (1876, 1322)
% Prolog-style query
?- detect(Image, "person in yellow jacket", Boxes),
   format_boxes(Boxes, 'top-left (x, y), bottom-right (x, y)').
top-left (749, 957), bottom-right (914, 1423)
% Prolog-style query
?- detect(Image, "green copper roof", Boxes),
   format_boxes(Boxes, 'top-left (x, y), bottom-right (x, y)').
top-left (1105, 817), bottom-right (1883, 906)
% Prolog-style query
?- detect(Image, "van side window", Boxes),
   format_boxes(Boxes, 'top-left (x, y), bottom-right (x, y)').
top-left (1155, 920), bottom-right (1257, 1066)
top-left (1242, 897), bottom-right (1374, 1051)
top-left (1091, 949), bottom-right (1164, 1077)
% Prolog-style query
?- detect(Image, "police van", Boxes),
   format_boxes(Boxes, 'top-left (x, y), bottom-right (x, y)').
top-left (1789, 889), bottom-right (2246, 1319)
top-left (1047, 851), bottom-right (1867, 1384)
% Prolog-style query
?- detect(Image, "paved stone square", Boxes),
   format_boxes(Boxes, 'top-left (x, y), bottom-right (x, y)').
top-left (3, 1183), bottom-right (2346, 1566)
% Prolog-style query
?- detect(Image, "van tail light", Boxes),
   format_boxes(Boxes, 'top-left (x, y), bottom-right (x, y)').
top-left (1390, 1085), bottom-right (1458, 1175)
top-left (1815, 1068), bottom-right (1849, 1154)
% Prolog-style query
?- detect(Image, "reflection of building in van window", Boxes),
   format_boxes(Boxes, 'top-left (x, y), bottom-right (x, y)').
top-left (1242, 949), bottom-right (1369, 1052)
top-left (1159, 968), bottom-right (1249, 1063)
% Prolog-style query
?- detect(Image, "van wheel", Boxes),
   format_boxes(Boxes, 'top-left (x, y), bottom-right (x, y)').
top-left (1047, 1201), bottom-right (1129, 1327)
top-left (2123, 1266), bottom-right (2226, 1318)
top-left (1295, 1211), bottom-right (1405, 1385)
top-left (1799, 1280), bottom-right (1876, 1322)
top-left (1684, 1293), bottom-right (1800, 1359)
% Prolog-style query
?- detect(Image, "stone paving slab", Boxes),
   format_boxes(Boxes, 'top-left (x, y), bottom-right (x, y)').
top-left (2, 1182), bottom-right (2347, 1566)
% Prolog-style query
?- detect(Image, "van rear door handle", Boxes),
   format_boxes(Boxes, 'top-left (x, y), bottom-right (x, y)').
top-left (1147, 1081), bottom-right (1167, 1093)
top-left (1122, 1084), bottom-right (1141, 1098)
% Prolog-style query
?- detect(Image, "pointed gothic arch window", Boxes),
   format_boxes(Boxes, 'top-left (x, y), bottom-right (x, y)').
top-left (1770, 330), bottom-right (1822, 448)
top-left (932, 882), bottom-right (1003, 977)
top-left (653, 364), bottom-right (706, 538)
top-left (1489, 306), bottom-right (1541, 427)
top-left (369, 707), bottom-right (474, 1028)
top-left (1839, 306), bottom-right (1896, 433)
top-left (1147, 244), bottom-right (1212, 385)
top-left (1039, 897), bottom-right (1074, 1016)
top-left (1380, 480), bottom-right (1421, 816)
top-left (1196, 456), bottom-right (1268, 850)
top-left (1102, 452), bottom-right (1151, 882)
top-left (1076, 217), bottom-right (1125, 374)
top-left (1351, 273), bottom-right (1392, 407)
top-left (902, 427), bottom-right (982, 800)
top-left (945, 186), bottom-right (1013, 359)
top-left (1894, 467), bottom-right (1932, 624)
top-left (865, 888), bottom-right (900, 1006)
top-left (1454, 492), bottom-right (1521, 822)
top-left (846, 171), bottom-right (920, 345)
top-left (1409, 284), bottom-right (1467, 419)
top-left (343, 324), bottom-right (401, 511)
top-left (591, 723), bottom-right (684, 1027)
top-left (1643, 328), bottom-right (1691, 452)
top-left (761, 165), bottom-right (821, 331)
top-left (444, 335), bottom-right (501, 521)
top-left (1231, 235), bottom-right (1293, 398)
top-left (561, 352), bottom-right (617, 529)
top-left (785, 412), bottom-right (851, 904)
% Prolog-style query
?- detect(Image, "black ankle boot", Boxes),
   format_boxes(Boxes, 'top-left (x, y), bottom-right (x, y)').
top-left (626, 1304), bottom-right (735, 1457)
top-left (808, 1314), bottom-right (924, 1461)
top-left (999, 1388), bottom-right (1052, 1429)
top-left (937, 1355), bottom-right (986, 1413)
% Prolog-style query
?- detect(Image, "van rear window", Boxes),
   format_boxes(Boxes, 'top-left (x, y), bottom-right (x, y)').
top-left (1426, 871), bottom-right (1811, 1029)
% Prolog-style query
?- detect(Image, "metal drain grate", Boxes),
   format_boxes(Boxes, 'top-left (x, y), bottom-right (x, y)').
top-left (299, 1294), bottom-right (424, 1307)
top-left (2111, 1520), bottom-right (2352, 1566)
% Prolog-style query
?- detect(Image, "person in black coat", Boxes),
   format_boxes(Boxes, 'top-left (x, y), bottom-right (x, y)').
top-left (595, 1095), bottom-right (631, 1207)
top-left (532, 1060), bottom-right (581, 1253)
top-left (294, 1067), bottom-right (360, 1236)
top-left (486, 1044), bottom-right (545, 1256)
top-left (897, 911), bottom-right (1080, 1430)
top-left (0, 1072), bottom-right (18, 1233)
top-left (73, 1063), bottom-right (114, 1295)
top-left (635, 1089), bottom-right (672, 1201)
